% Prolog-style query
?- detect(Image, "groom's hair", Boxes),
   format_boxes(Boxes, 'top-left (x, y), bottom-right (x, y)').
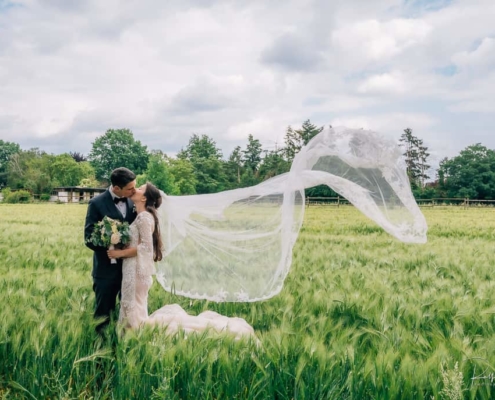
top-left (110, 167), bottom-right (136, 188)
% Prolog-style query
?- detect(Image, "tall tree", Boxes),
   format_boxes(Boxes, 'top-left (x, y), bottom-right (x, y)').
top-left (436, 157), bottom-right (449, 196)
top-left (258, 150), bottom-right (290, 180)
top-left (168, 158), bottom-right (197, 195)
top-left (418, 139), bottom-right (431, 189)
top-left (50, 154), bottom-right (95, 187)
top-left (7, 149), bottom-right (55, 194)
top-left (193, 157), bottom-right (227, 194)
top-left (242, 134), bottom-right (263, 173)
top-left (0, 140), bottom-right (21, 188)
top-left (225, 146), bottom-right (243, 189)
top-left (284, 120), bottom-right (324, 161)
top-left (240, 167), bottom-right (259, 188)
top-left (178, 134), bottom-right (226, 194)
top-left (141, 154), bottom-right (178, 195)
top-left (296, 119), bottom-right (324, 146)
top-left (399, 128), bottom-right (430, 189)
top-left (178, 134), bottom-right (222, 160)
top-left (88, 129), bottom-right (149, 181)
top-left (283, 126), bottom-right (299, 161)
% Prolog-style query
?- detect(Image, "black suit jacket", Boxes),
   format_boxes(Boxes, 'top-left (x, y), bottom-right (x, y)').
top-left (84, 189), bottom-right (137, 280)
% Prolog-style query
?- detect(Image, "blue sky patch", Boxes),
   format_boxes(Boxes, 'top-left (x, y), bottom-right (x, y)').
top-left (0, 0), bottom-right (20, 13)
top-left (403, 0), bottom-right (453, 17)
top-left (435, 64), bottom-right (457, 76)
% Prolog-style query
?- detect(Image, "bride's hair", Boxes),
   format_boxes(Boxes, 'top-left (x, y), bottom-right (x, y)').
top-left (143, 182), bottom-right (163, 262)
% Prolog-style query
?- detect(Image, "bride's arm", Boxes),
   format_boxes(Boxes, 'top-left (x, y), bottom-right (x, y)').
top-left (107, 247), bottom-right (137, 259)
top-left (107, 213), bottom-right (154, 261)
top-left (135, 213), bottom-right (156, 275)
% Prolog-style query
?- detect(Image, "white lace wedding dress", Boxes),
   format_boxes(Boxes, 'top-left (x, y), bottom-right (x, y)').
top-left (119, 211), bottom-right (255, 339)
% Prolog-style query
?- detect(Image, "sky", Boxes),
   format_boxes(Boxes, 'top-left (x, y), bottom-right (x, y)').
top-left (0, 0), bottom-right (494, 168)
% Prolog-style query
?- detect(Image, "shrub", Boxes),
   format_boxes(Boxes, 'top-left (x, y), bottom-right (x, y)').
top-left (40, 193), bottom-right (51, 201)
top-left (1, 187), bottom-right (11, 201)
top-left (5, 190), bottom-right (32, 204)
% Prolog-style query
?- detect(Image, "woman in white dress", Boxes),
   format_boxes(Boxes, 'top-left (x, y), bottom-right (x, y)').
top-left (107, 182), bottom-right (255, 339)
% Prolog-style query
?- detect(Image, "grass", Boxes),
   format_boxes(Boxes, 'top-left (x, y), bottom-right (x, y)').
top-left (1, 203), bottom-right (495, 399)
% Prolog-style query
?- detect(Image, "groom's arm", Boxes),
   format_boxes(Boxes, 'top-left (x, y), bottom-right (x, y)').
top-left (84, 199), bottom-right (107, 252)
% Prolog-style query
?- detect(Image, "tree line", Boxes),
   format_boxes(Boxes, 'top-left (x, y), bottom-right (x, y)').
top-left (1, 121), bottom-right (495, 201)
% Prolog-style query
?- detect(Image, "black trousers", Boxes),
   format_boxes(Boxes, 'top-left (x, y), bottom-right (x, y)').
top-left (93, 277), bottom-right (121, 335)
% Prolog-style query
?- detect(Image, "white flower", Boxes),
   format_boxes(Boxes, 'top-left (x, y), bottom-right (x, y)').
top-left (110, 233), bottom-right (121, 244)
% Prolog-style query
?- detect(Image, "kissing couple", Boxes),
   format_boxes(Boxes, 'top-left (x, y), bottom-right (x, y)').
top-left (84, 167), bottom-right (255, 339)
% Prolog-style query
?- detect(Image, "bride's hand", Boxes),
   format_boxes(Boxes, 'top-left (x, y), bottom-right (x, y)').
top-left (107, 249), bottom-right (121, 259)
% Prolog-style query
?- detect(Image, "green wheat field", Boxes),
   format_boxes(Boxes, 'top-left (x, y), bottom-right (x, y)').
top-left (1, 204), bottom-right (495, 399)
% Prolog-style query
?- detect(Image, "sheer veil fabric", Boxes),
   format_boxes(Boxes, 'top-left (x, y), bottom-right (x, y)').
top-left (155, 127), bottom-right (427, 302)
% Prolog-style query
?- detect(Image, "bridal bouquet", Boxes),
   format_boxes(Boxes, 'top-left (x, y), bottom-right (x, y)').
top-left (87, 216), bottom-right (131, 264)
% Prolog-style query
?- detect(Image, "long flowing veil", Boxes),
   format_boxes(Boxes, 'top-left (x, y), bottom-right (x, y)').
top-left (155, 127), bottom-right (427, 302)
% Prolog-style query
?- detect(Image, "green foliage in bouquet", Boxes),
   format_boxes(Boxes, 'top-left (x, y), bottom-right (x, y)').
top-left (86, 216), bottom-right (131, 248)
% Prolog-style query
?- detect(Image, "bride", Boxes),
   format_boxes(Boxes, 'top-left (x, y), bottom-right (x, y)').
top-left (107, 182), bottom-right (255, 339)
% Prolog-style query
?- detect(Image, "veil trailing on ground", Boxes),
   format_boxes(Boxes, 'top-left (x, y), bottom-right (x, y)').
top-left (155, 127), bottom-right (427, 302)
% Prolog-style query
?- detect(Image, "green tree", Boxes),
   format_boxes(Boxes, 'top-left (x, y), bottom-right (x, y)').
top-left (6, 152), bottom-right (29, 189)
top-left (258, 150), bottom-right (290, 180)
top-left (438, 143), bottom-right (495, 199)
top-left (399, 128), bottom-right (430, 189)
top-left (168, 158), bottom-right (197, 195)
top-left (242, 134), bottom-right (263, 173)
top-left (284, 120), bottom-right (324, 161)
top-left (88, 129), bottom-right (149, 181)
top-left (225, 146), bottom-right (243, 189)
top-left (193, 157), bottom-right (227, 194)
top-left (7, 149), bottom-right (54, 193)
top-left (25, 152), bottom-right (56, 194)
top-left (178, 134), bottom-right (226, 194)
top-left (0, 140), bottom-right (21, 188)
top-left (418, 141), bottom-right (430, 188)
top-left (50, 154), bottom-right (95, 187)
top-left (178, 134), bottom-right (222, 160)
top-left (8, 150), bottom-right (96, 194)
top-left (297, 119), bottom-right (324, 146)
top-left (436, 157), bottom-right (449, 197)
top-left (78, 162), bottom-right (98, 185)
top-left (240, 167), bottom-right (259, 188)
top-left (142, 154), bottom-right (178, 195)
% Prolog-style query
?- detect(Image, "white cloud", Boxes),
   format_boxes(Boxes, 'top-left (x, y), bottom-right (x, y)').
top-left (331, 112), bottom-right (436, 137)
top-left (331, 18), bottom-right (432, 66)
top-left (452, 37), bottom-right (495, 74)
top-left (447, 70), bottom-right (495, 113)
top-left (227, 118), bottom-right (282, 141)
top-left (357, 71), bottom-right (407, 95)
top-left (170, 75), bottom-right (247, 113)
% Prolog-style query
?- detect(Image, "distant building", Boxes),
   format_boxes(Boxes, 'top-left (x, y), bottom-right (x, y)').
top-left (51, 187), bottom-right (106, 203)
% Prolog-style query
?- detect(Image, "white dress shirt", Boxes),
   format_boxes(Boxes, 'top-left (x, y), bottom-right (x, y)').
top-left (110, 187), bottom-right (127, 218)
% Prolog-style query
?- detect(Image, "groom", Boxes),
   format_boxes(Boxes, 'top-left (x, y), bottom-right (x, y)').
top-left (84, 167), bottom-right (137, 335)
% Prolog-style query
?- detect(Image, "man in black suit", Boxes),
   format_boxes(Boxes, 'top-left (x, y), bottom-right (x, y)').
top-left (84, 167), bottom-right (137, 335)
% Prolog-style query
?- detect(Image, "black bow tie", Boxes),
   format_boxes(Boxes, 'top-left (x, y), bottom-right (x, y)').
top-left (113, 197), bottom-right (126, 204)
